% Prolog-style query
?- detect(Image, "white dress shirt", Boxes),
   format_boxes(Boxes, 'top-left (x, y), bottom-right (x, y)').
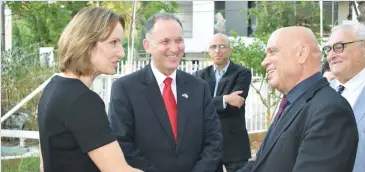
top-left (151, 61), bottom-right (177, 103)
top-left (335, 67), bottom-right (365, 108)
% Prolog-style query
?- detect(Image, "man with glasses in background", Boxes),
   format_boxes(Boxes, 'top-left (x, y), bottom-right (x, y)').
top-left (194, 33), bottom-right (252, 172)
top-left (323, 21), bottom-right (365, 172)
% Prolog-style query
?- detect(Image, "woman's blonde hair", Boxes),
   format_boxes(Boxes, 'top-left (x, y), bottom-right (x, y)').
top-left (58, 6), bottom-right (125, 76)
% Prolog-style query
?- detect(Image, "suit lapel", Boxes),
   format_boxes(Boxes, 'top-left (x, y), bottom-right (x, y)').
top-left (253, 78), bottom-right (329, 170)
top-left (205, 66), bottom-right (216, 97)
top-left (216, 77), bottom-right (229, 97)
top-left (254, 98), bottom-right (306, 169)
top-left (353, 86), bottom-right (365, 123)
top-left (176, 70), bottom-right (189, 151)
top-left (142, 65), bottom-right (175, 145)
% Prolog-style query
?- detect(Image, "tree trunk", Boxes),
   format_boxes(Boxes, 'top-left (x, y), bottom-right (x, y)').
top-left (127, 1), bottom-right (138, 73)
top-left (266, 88), bottom-right (272, 128)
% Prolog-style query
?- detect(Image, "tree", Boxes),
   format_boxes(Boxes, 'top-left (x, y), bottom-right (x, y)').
top-left (6, 1), bottom-right (179, 60)
top-left (1, 43), bottom-right (56, 132)
top-left (230, 1), bottom-right (330, 127)
top-left (2, 2), bottom-right (90, 133)
top-left (6, 1), bottom-right (91, 47)
top-left (101, 1), bottom-right (179, 57)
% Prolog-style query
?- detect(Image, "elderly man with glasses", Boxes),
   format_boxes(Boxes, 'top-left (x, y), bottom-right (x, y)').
top-left (323, 21), bottom-right (365, 172)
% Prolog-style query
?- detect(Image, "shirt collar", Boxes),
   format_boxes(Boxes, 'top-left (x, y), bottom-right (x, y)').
top-left (286, 72), bottom-right (323, 104)
top-left (335, 67), bottom-right (365, 91)
top-left (150, 61), bottom-right (177, 86)
top-left (213, 60), bottom-right (230, 76)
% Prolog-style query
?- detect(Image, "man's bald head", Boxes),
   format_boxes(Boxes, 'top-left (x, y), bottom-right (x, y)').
top-left (208, 33), bottom-right (232, 69)
top-left (268, 26), bottom-right (321, 69)
top-left (262, 26), bottom-right (322, 95)
top-left (270, 26), bottom-right (321, 59)
top-left (209, 33), bottom-right (230, 46)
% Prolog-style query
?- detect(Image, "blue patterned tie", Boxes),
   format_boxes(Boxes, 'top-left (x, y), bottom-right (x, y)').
top-left (337, 85), bottom-right (345, 95)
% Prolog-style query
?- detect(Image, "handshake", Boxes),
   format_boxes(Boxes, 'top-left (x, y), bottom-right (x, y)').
top-left (223, 90), bottom-right (246, 108)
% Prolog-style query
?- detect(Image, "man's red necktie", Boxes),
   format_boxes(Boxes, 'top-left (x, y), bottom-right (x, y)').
top-left (162, 77), bottom-right (178, 142)
top-left (275, 97), bottom-right (289, 125)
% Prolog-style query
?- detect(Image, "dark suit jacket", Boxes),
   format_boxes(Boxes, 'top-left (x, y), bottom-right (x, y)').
top-left (194, 61), bottom-right (252, 162)
top-left (237, 78), bottom-right (358, 172)
top-left (108, 65), bottom-right (223, 172)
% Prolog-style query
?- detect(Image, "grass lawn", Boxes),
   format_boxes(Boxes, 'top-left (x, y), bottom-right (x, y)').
top-left (2, 157), bottom-right (40, 172)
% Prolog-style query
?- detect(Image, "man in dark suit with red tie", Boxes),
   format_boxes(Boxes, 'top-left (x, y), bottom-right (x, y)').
top-left (237, 26), bottom-right (358, 172)
top-left (108, 13), bottom-right (223, 172)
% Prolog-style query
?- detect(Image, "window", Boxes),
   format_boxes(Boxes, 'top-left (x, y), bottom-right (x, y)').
top-left (176, 1), bottom-right (193, 38)
top-left (214, 1), bottom-right (226, 34)
top-left (214, 1), bottom-right (255, 36)
top-left (247, 1), bottom-right (256, 37)
top-left (323, 1), bottom-right (339, 27)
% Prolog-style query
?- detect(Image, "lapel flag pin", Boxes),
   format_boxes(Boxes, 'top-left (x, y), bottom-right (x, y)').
top-left (182, 93), bottom-right (188, 98)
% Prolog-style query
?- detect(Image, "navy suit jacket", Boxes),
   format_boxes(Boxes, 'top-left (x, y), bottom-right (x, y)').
top-left (194, 61), bottom-right (252, 162)
top-left (108, 65), bottom-right (223, 172)
top-left (237, 78), bottom-right (358, 172)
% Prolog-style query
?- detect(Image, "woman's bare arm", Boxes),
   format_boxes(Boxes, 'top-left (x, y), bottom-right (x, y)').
top-left (88, 141), bottom-right (143, 172)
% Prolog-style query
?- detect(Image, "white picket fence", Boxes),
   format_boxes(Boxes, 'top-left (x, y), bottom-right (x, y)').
top-left (92, 60), bottom-right (271, 133)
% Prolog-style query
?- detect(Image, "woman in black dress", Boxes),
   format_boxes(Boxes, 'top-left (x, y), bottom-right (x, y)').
top-left (37, 6), bottom-right (142, 172)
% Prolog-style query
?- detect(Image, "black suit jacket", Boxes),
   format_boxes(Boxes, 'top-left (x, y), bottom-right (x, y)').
top-left (108, 65), bottom-right (223, 172)
top-left (194, 61), bottom-right (252, 162)
top-left (237, 78), bottom-right (358, 172)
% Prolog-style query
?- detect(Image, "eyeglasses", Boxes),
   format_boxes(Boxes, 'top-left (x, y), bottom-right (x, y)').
top-left (209, 44), bottom-right (229, 50)
top-left (322, 40), bottom-right (364, 56)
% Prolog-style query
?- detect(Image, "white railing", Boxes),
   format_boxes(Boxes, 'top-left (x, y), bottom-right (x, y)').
top-left (0, 74), bottom-right (59, 160)
top-left (1, 130), bottom-right (39, 148)
top-left (1, 130), bottom-right (39, 140)
top-left (93, 60), bottom-right (271, 133)
top-left (1, 74), bottom-right (61, 150)
top-left (1, 73), bottom-right (60, 123)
